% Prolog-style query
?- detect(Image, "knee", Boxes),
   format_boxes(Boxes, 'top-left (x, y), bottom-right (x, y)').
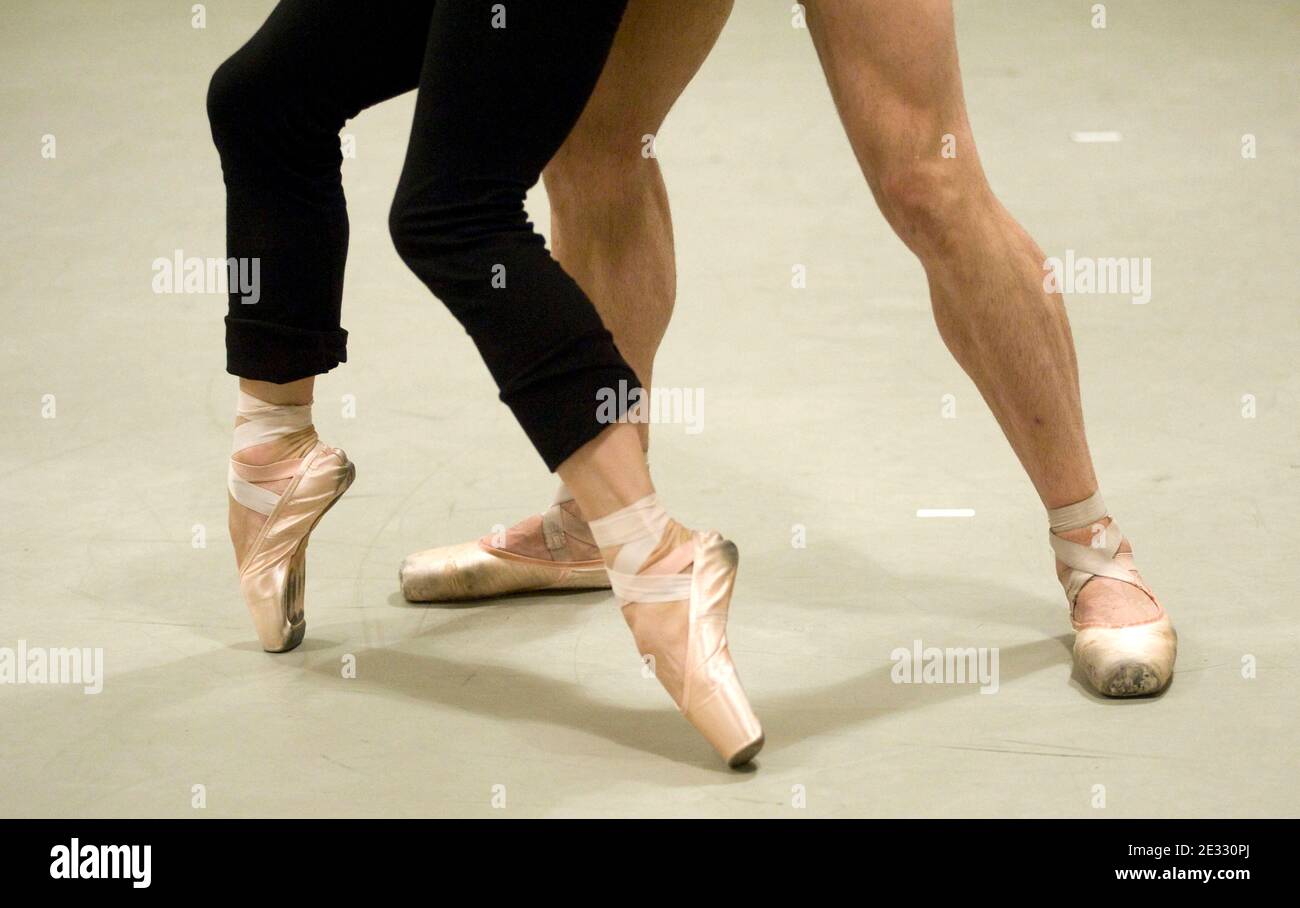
top-left (387, 186), bottom-right (512, 298)
top-left (207, 50), bottom-right (333, 159)
top-left (387, 191), bottom-right (431, 276)
top-left (206, 52), bottom-right (260, 151)
top-left (876, 161), bottom-right (984, 261)
top-left (386, 186), bottom-right (407, 241)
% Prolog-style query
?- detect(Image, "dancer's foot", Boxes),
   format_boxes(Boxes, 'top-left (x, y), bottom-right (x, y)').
top-left (228, 392), bottom-right (354, 652)
top-left (1049, 492), bottom-right (1176, 697)
top-left (589, 495), bottom-right (763, 767)
top-left (399, 487), bottom-right (609, 601)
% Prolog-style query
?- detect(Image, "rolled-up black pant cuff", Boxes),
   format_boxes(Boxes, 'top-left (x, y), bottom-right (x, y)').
top-left (225, 316), bottom-right (348, 383)
top-left (505, 364), bottom-right (641, 473)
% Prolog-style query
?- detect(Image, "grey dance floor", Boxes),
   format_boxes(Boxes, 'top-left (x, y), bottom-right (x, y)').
top-left (1, 1), bottom-right (1296, 817)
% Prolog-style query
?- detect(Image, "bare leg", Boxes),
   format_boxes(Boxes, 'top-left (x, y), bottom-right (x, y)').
top-left (806, 1), bottom-right (1166, 642)
top-left (545, 0), bottom-right (736, 448)
top-left (555, 423), bottom-right (653, 517)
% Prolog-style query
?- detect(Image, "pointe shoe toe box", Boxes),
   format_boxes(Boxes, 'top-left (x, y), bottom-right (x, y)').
top-left (1073, 614), bottom-right (1176, 697)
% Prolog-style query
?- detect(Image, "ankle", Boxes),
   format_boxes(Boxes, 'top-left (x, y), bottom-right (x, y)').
top-left (1054, 516), bottom-right (1112, 548)
top-left (238, 379), bottom-right (313, 407)
top-left (232, 425), bottom-right (318, 466)
top-left (588, 494), bottom-right (691, 579)
top-left (603, 519), bottom-right (691, 574)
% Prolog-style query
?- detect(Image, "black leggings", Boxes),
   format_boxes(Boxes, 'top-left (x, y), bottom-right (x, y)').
top-left (207, 0), bottom-right (636, 470)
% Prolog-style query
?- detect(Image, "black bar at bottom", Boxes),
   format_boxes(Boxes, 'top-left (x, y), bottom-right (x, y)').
top-left (0, 818), bottom-right (1283, 892)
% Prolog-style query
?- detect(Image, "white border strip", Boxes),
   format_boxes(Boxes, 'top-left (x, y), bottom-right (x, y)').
top-left (1070, 131), bottom-right (1122, 143)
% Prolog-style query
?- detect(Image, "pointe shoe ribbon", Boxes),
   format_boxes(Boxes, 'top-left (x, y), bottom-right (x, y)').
top-left (1048, 490), bottom-right (1176, 696)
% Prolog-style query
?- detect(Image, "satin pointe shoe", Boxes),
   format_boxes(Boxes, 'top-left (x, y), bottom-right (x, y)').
top-left (399, 492), bottom-right (608, 602)
top-left (590, 497), bottom-right (764, 767)
top-left (1048, 491), bottom-right (1176, 697)
top-left (228, 392), bottom-right (354, 652)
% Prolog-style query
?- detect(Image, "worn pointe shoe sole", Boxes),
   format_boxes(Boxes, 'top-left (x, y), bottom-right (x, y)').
top-left (399, 541), bottom-right (608, 602)
top-left (1074, 614), bottom-right (1177, 697)
top-left (242, 455), bottom-right (354, 653)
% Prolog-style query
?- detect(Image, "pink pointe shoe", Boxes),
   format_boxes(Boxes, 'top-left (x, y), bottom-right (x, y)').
top-left (590, 497), bottom-right (763, 767)
top-left (228, 392), bottom-right (354, 652)
top-left (399, 492), bottom-right (608, 601)
top-left (1048, 491), bottom-right (1176, 696)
